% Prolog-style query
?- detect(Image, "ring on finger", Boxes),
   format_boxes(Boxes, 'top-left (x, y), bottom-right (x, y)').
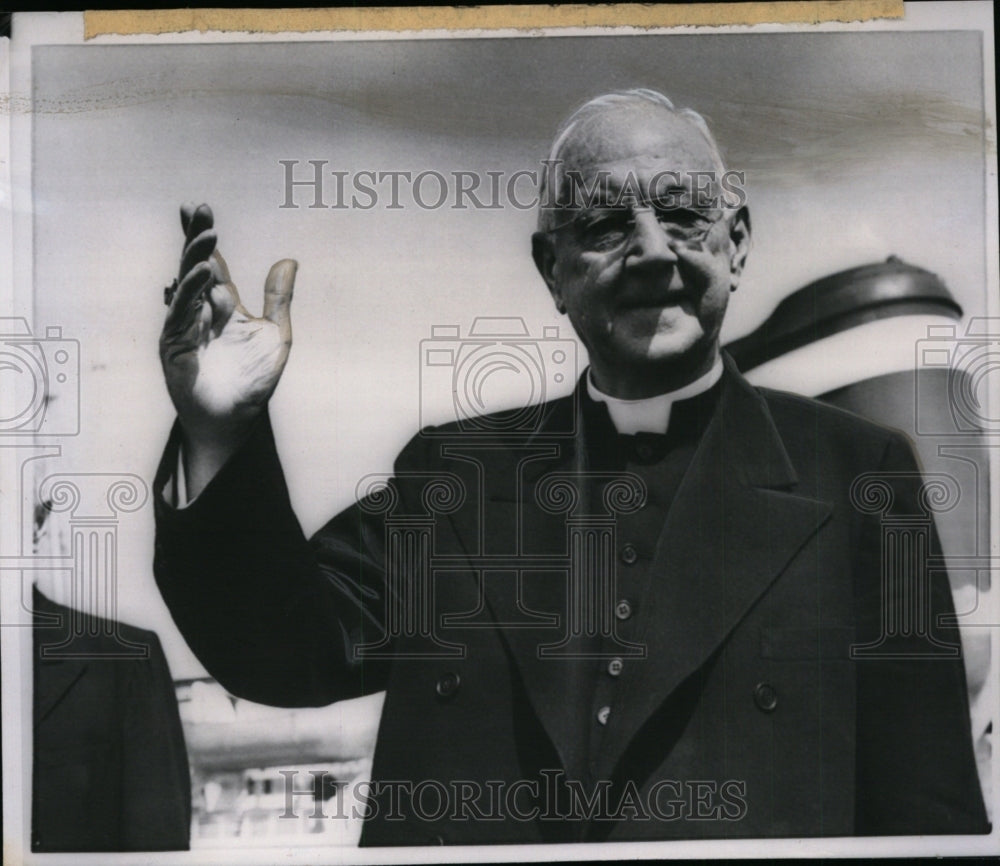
top-left (163, 278), bottom-right (178, 306)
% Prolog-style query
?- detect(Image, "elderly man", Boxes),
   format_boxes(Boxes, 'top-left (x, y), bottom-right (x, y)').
top-left (154, 90), bottom-right (988, 844)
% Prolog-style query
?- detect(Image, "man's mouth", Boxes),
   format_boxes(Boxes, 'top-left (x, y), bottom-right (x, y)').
top-left (618, 288), bottom-right (690, 310)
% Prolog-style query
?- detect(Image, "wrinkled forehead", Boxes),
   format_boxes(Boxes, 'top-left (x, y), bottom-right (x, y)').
top-left (558, 104), bottom-right (721, 182)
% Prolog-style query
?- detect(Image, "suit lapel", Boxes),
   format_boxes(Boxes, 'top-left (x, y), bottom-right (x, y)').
top-left (594, 359), bottom-right (833, 779)
top-left (35, 658), bottom-right (89, 727)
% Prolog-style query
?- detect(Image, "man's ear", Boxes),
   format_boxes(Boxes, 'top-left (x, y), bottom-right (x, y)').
top-left (531, 231), bottom-right (564, 311)
top-left (728, 206), bottom-right (751, 290)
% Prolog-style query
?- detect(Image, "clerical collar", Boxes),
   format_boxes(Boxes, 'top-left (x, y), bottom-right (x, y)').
top-left (586, 358), bottom-right (725, 435)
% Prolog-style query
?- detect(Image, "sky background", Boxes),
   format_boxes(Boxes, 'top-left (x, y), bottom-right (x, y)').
top-left (29, 30), bottom-right (990, 678)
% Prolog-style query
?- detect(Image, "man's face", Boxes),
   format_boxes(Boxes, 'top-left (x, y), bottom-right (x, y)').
top-left (533, 104), bottom-right (750, 395)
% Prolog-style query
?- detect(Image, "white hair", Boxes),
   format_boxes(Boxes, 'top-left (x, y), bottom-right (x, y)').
top-left (537, 89), bottom-right (728, 232)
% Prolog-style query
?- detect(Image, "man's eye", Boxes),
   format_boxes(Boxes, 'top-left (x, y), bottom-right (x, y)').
top-left (656, 208), bottom-right (707, 227)
top-left (578, 212), bottom-right (630, 249)
top-left (656, 208), bottom-right (714, 240)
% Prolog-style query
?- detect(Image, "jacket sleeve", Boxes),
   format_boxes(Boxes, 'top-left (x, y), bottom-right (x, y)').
top-left (853, 431), bottom-right (989, 835)
top-left (153, 412), bottom-right (398, 707)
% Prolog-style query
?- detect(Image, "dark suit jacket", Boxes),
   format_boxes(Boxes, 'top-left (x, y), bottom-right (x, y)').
top-left (154, 357), bottom-right (988, 845)
top-left (32, 588), bottom-right (191, 852)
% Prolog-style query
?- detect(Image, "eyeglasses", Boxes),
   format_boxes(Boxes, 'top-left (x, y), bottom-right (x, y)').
top-left (548, 200), bottom-right (726, 253)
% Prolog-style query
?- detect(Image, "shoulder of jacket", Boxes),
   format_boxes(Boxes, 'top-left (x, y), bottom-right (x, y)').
top-left (754, 385), bottom-right (905, 450)
top-left (35, 593), bottom-right (162, 658)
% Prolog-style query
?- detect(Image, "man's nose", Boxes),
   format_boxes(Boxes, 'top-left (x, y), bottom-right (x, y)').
top-left (622, 209), bottom-right (679, 266)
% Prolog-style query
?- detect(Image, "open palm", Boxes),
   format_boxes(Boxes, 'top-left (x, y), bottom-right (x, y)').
top-left (160, 203), bottom-right (297, 450)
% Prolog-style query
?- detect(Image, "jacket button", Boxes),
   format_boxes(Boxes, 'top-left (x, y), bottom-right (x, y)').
top-left (620, 544), bottom-right (638, 565)
top-left (615, 599), bottom-right (633, 621)
top-left (753, 681), bottom-right (778, 712)
top-left (436, 672), bottom-right (460, 699)
top-left (607, 657), bottom-right (624, 677)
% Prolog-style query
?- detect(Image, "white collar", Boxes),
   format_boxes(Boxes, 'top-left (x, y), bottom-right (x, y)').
top-left (586, 358), bottom-right (724, 435)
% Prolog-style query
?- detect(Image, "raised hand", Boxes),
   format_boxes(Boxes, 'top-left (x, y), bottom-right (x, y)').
top-left (159, 203), bottom-right (297, 496)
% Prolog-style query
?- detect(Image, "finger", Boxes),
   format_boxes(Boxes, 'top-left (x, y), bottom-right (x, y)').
top-left (180, 202), bottom-right (214, 238)
top-left (207, 250), bottom-right (254, 319)
top-left (184, 203), bottom-right (214, 241)
top-left (179, 229), bottom-right (217, 282)
top-left (197, 297), bottom-right (214, 347)
top-left (208, 250), bottom-right (251, 318)
top-left (180, 203), bottom-right (196, 236)
top-left (207, 282), bottom-right (237, 336)
top-left (164, 260), bottom-right (214, 334)
top-left (261, 259), bottom-right (297, 344)
top-left (210, 249), bottom-right (233, 286)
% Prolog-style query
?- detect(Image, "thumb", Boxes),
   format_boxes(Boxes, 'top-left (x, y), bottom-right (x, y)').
top-left (262, 258), bottom-right (297, 344)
